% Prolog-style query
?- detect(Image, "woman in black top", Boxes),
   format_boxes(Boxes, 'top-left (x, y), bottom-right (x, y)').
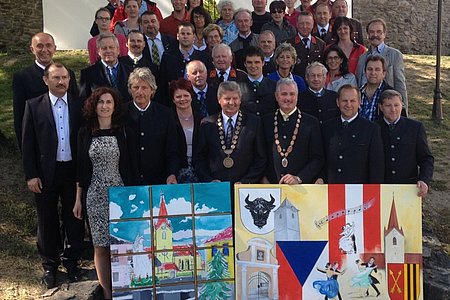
top-left (73, 87), bottom-right (137, 299)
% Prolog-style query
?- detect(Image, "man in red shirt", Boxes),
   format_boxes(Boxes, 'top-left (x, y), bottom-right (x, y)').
top-left (160, 0), bottom-right (190, 38)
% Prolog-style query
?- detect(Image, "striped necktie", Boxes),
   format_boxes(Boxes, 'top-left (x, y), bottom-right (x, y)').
top-left (151, 39), bottom-right (160, 66)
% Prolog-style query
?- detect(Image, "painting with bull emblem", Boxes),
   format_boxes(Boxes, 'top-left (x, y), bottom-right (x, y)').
top-left (235, 184), bottom-right (423, 300)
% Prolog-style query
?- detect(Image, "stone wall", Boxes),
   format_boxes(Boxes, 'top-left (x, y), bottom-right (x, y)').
top-left (0, 0), bottom-right (43, 52)
top-left (353, 0), bottom-right (449, 55)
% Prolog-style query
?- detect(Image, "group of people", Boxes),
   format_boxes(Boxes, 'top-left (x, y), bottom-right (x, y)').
top-left (13, 0), bottom-right (434, 298)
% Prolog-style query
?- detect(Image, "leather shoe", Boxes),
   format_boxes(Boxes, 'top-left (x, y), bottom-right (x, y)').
top-left (42, 271), bottom-right (56, 289)
top-left (67, 266), bottom-right (81, 282)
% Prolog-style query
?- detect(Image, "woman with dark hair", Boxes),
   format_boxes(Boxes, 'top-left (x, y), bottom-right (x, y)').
top-left (190, 6), bottom-right (212, 51)
top-left (73, 87), bottom-right (137, 299)
top-left (169, 78), bottom-right (201, 183)
top-left (324, 44), bottom-right (357, 92)
top-left (187, 0), bottom-right (203, 14)
top-left (330, 16), bottom-right (366, 75)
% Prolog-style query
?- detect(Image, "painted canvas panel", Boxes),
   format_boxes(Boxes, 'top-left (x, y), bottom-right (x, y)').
top-left (109, 182), bottom-right (234, 299)
top-left (234, 184), bottom-right (423, 300)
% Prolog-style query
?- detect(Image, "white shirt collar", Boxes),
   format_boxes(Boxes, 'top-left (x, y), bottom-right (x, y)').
top-left (35, 60), bottom-right (47, 70)
top-left (248, 74), bottom-right (264, 82)
top-left (133, 100), bottom-right (151, 112)
top-left (341, 112), bottom-right (359, 123)
top-left (128, 52), bottom-right (143, 61)
top-left (49, 92), bottom-right (68, 105)
top-left (222, 111), bottom-right (238, 126)
top-left (101, 59), bottom-right (119, 68)
top-left (216, 66), bottom-right (231, 76)
top-left (383, 116), bottom-right (400, 125)
top-left (193, 84), bottom-right (208, 94)
top-left (318, 24), bottom-right (330, 32)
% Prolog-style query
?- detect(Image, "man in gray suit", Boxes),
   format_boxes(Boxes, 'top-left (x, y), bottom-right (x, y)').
top-left (356, 18), bottom-right (408, 115)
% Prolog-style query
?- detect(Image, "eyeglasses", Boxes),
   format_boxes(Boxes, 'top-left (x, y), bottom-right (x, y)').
top-left (96, 17), bottom-right (111, 21)
top-left (271, 10), bottom-right (284, 14)
top-left (327, 56), bottom-right (341, 61)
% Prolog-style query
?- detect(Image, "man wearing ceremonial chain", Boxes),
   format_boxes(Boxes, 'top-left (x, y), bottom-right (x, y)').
top-left (262, 78), bottom-right (324, 184)
top-left (195, 81), bottom-right (267, 187)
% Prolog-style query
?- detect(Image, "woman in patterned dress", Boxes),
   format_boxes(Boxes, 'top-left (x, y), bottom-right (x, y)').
top-left (73, 87), bottom-right (137, 299)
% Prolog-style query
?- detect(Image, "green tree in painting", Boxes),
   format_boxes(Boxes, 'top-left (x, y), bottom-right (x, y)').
top-left (199, 250), bottom-right (231, 299)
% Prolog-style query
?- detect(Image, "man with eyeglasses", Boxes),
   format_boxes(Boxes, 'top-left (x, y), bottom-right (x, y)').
top-left (88, 7), bottom-right (128, 65)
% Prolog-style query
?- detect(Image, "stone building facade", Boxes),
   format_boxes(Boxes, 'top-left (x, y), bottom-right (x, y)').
top-left (0, 0), bottom-right (448, 54)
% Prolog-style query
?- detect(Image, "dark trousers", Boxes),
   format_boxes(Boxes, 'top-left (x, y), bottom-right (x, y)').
top-left (35, 161), bottom-right (84, 272)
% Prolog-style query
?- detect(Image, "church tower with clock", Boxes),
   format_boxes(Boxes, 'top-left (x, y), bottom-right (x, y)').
top-left (154, 191), bottom-right (173, 264)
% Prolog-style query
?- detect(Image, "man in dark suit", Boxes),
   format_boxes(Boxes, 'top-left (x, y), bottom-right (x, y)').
top-left (298, 62), bottom-right (338, 125)
top-left (238, 46), bottom-right (277, 117)
top-left (195, 81), bottom-right (266, 186)
top-left (186, 60), bottom-right (221, 118)
top-left (80, 33), bottom-right (133, 102)
top-left (230, 9), bottom-right (260, 70)
top-left (319, 84), bottom-right (384, 184)
top-left (259, 31), bottom-right (277, 76)
top-left (140, 11), bottom-right (177, 67)
top-left (208, 43), bottom-right (247, 89)
top-left (377, 90), bottom-right (434, 197)
top-left (13, 32), bottom-right (78, 148)
top-left (262, 78), bottom-right (324, 184)
top-left (119, 30), bottom-right (155, 70)
top-left (124, 67), bottom-right (180, 185)
top-left (159, 22), bottom-right (213, 106)
top-left (21, 63), bottom-right (84, 288)
top-left (313, 3), bottom-right (333, 45)
top-left (287, 11), bottom-right (326, 78)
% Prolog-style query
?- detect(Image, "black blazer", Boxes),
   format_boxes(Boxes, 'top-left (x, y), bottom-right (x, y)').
top-left (238, 77), bottom-right (278, 117)
top-left (298, 89), bottom-right (339, 125)
top-left (192, 85), bottom-right (221, 117)
top-left (263, 57), bottom-right (277, 77)
top-left (158, 48), bottom-right (213, 106)
top-left (377, 117), bottom-right (434, 185)
top-left (173, 110), bottom-right (202, 168)
top-left (119, 55), bottom-right (157, 71)
top-left (321, 116), bottom-right (384, 184)
top-left (195, 112), bottom-right (267, 184)
top-left (287, 35), bottom-right (326, 78)
top-left (262, 110), bottom-right (324, 183)
top-left (207, 68), bottom-right (248, 89)
top-left (124, 101), bottom-right (180, 184)
top-left (79, 61), bottom-right (133, 102)
top-left (76, 126), bottom-right (138, 188)
top-left (22, 93), bottom-right (82, 188)
top-left (142, 33), bottom-right (178, 64)
top-left (12, 64), bottom-right (78, 147)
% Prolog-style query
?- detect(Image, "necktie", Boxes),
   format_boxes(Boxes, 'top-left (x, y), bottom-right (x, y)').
top-left (225, 118), bottom-right (234, 147)
top-left (197, 91), bottom-right (207, 118)
top-left (252, 80), bottom-right (260, 89)
top-left (342, 120), bottom-right (349, 128)
top-left (302, 37), bottom-right (309, 48)
top-left (389, 123), bottom-right (396, 131)
top-left (133, 57), bottom-right (139, 65)
top-left (151, 39), bottom-right (160, 66)
top-left (108, 66), bottom-right (117, 88)
top-left (218, 71), bottom-right (225, 83)
top-left (315, 92), bottom-right (321, 97)
top-left (320, 28), bottom-right (326, 39)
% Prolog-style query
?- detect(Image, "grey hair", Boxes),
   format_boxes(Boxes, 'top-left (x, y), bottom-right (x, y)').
top-left (306, 61), bottom-right (328, 77)
top-left (212, 43), bottom-right (232, 57)
top-left (379, 89), bottom-right (403, 104)
top-left (217, 81), bottom-right (241, 99)
top-left (234, 8), bottom-right (252, 21)
top-left (217, 0), bottom-right (234, 12)
top-left (128, 67), bottom-right (157, 91)
top-left (96, 32), bottom-right (119, 50)
top-left (186, 60), bottom-right (207, 73)
top-left (276, 78), bottom-right (298, 94)
top-left (274, 42), bottom-right (297, 72)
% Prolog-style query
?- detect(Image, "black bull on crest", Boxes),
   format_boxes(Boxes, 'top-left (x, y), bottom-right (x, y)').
top-left (244, 194), bottom-right (276, 229)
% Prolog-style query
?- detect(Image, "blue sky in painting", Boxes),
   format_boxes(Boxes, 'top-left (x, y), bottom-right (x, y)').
top-left (195, 215), bottom-right (233, 246)
top-left (193, 182), bottom-right (231, 214)
top-left (152, 183), bottom-right (192, 216)
top-left (110, 219), bottom-right (152, 248)
top-left (109, 186), bottom-right (150, 220)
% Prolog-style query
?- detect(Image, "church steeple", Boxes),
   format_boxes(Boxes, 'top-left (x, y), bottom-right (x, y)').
top-left (155, 191), bottom-right (171, 230)
top-left (384, 193), bottom-right (403, 236)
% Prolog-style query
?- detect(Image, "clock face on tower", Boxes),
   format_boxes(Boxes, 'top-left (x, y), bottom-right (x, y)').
top-left (162, 224), bottom-right (166, 230)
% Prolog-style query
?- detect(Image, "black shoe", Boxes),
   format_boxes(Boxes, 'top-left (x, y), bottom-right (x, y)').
top-left (376, 292), bottom-right (381, 297)
top-left (67, 266), bottom-right (81, 282)
top-left (42, 271), bottom-right (56, 289)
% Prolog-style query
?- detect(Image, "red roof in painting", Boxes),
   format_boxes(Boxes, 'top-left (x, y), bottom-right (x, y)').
top-left (160, 263), bottom-right (179, 271)
top-left (204, 226), bottom-right (233, 244)
top-left (155, 191), bottom-right (171, 230)
top-left (385, 198), bottom-right (404, 236)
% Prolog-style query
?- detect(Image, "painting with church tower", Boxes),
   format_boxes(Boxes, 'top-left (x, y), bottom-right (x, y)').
top-left (108, 182), bottom-right (234, 299)
top-left (234, 184), bottom-right (423, 300)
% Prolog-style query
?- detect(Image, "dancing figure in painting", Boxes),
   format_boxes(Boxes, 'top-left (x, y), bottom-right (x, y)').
top-left (351, 259), bottom-right (379, 297)
top-left (362, 257), bottom-right (381, 297)
top-left (313, 262), bottom-right (345, 300)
